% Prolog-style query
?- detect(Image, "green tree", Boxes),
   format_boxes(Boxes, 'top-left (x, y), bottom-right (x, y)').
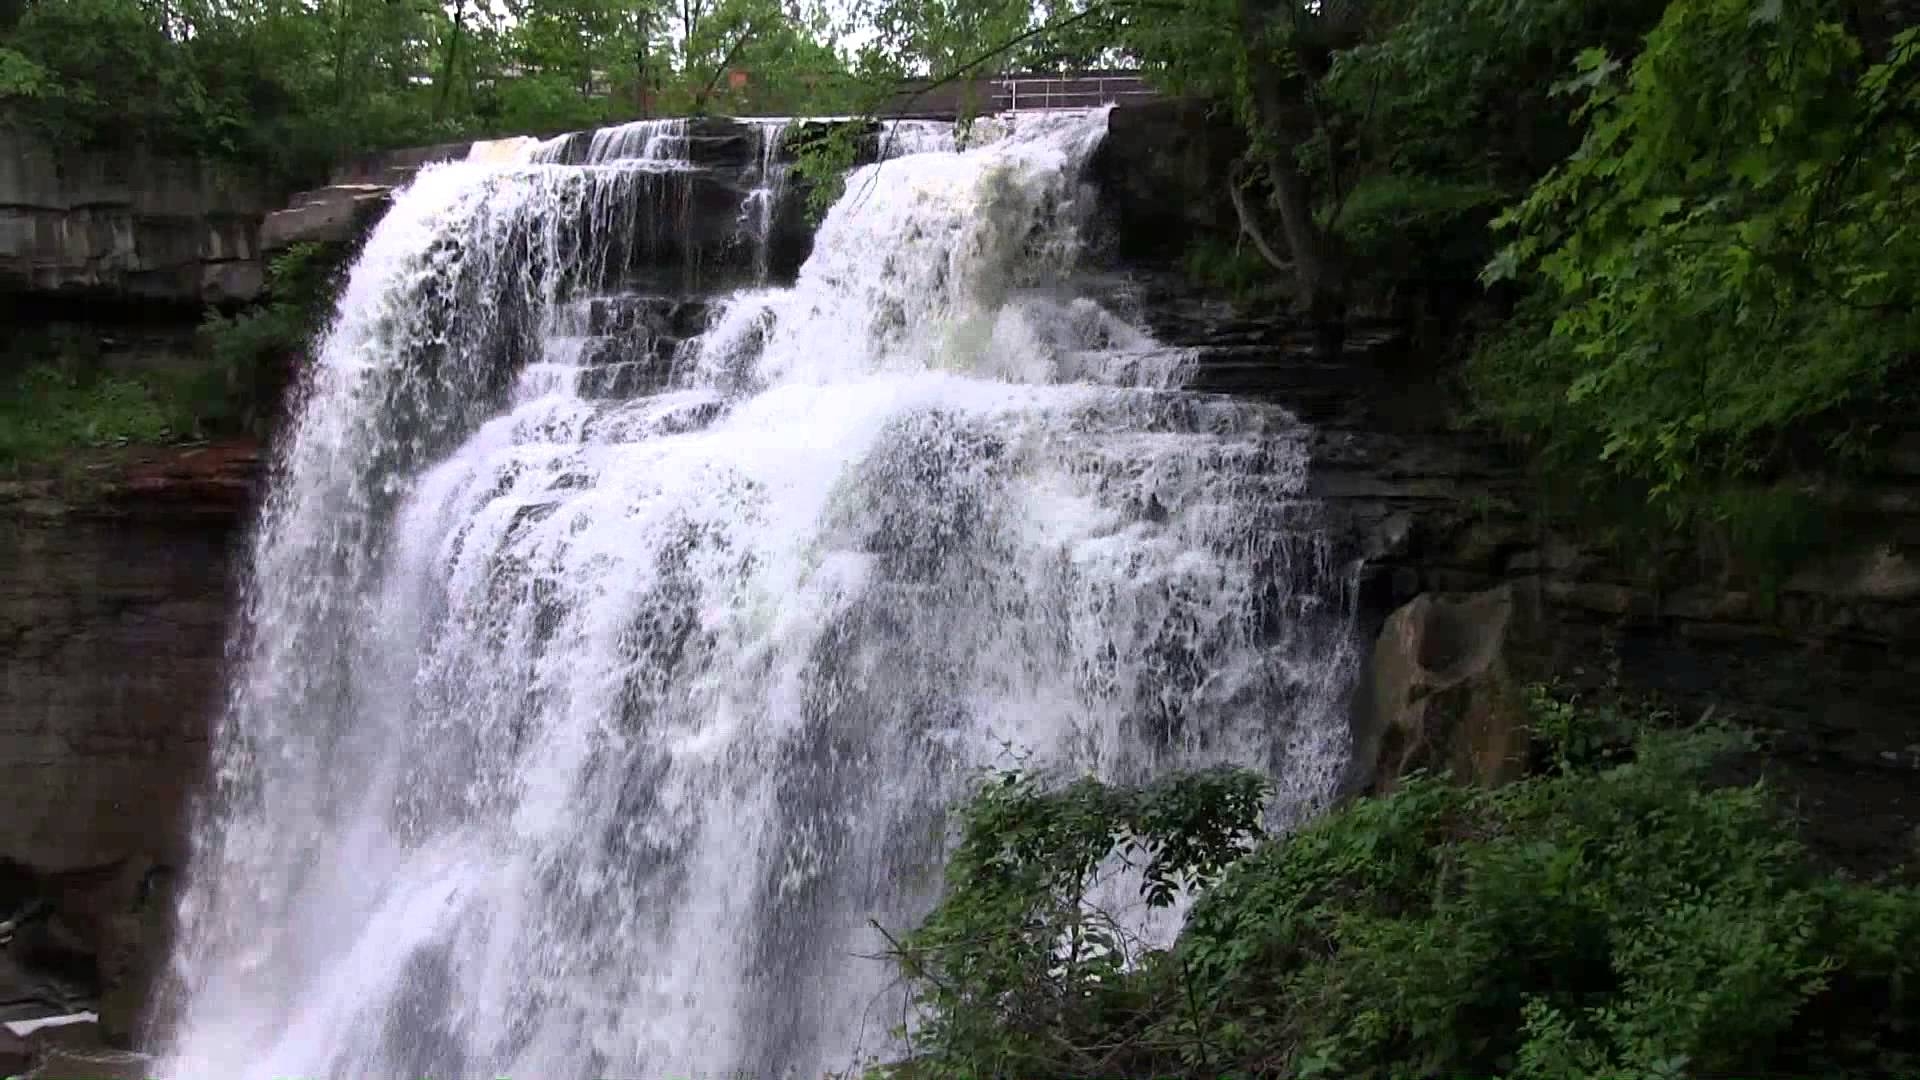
top-left (878, 714), bottom-right (1920, 1079)
top-left (1475, 0), bottom-right (1920, 512)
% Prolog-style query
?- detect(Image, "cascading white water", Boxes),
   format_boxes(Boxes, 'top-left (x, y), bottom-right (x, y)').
top-left (532, 118), bottom-right (692, 166)
top-left (156, 108), bottom-right (1355, 1079)
top-left (737, 120), bottom-right (791, 283)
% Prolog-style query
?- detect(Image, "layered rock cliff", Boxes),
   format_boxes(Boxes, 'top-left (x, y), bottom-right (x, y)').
top-left (0, 127), bottom-right (273, 306)
top-left (1091, 103), bottom-right (1920, 874)
top-left (0, 444), bottom-right (256, 1047)
top-left (0, 124), bottom-right (277, 1054)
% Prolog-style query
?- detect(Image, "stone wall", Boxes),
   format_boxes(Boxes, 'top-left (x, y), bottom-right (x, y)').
top-left (0, 128), bottom-right (275, 306)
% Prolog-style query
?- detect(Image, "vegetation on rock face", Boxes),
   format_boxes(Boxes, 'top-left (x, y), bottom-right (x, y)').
top-left (0, 243), bottom-right (337, 470)
top-left (874, 701), bottom-right (1920, 1079)
top-left (0, 363), bottom-right (180, 470)
top-left (195, 240), bottom-right (345, 430)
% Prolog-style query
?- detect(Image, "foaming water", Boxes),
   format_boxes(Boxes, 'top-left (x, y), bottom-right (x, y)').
top-left (530, 118), bottom-right (692, 166)
top-left (156, 109), bottom-right (1355, 1079)
top-left (738, 120), bottom-right (791, 282)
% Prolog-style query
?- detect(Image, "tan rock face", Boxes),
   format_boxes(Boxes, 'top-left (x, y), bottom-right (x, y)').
top-left (1349, 584), bottom-right (1533, 794)
top-left (259, 185), bottom-right (393, 252)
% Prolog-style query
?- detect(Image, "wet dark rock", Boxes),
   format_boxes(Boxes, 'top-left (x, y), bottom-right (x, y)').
top-left (1086, 101), bottom-right (1243, 267)
top-left (0, 445), bottom-right (255, 1044)
top-left (1115, 271), bottom-right (1920, 875)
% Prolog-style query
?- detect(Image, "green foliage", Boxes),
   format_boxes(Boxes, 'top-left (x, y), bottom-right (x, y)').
top-left (858, 0), bottom-right (1032, 81)
top-left (789, 120), bottom-right (864, 222)
top-left (881, 708), bottom-right (1920, 1079)
top-left (1323, 0), bottom-right (1670, 183)
top-left (0, 364), bottom-right (176, 469)
top-left (0, 43), bottom-right (48, 98)
top-left (196, 241), bottom-right (341, 430)
top-left (1181, 237), bottom-right (1289, 304)
top-left (1477, 1), bottom-right (1920, 510)
top-left (0, 242), bottom-right (336, 472)
top-left (0, 240), bottom-right (339, 471)
top-left (876, 767), bottom-right (1266, 1077)
top-left (1304, 0), bottom-right (1672, 294)
top-left (0, 0), bottom-right (864, 183)
top-left (1326, 173), bottom-right (1507, 283)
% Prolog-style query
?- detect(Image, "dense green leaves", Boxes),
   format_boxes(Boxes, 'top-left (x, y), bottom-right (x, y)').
top-left (195, 241), bottom-right (343, 434)
top-left (0, 240), bottom-right (342, 470)
top-left (0, 0), bottom-right (865, 183)
top-left (880, 713), bottom-right (1920, 1079)
top-left (878, 767), bottom-right (1267, 1077)
top-left (1476, 0), bottom-right (1920, 510)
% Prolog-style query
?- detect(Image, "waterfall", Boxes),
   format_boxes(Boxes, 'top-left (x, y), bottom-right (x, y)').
top-left (531, 118), bottom-right (692, 166)
top-left (737, 120), bottom-right (791, 283)
top-left (156, 108), bottom-right (1356, 1079)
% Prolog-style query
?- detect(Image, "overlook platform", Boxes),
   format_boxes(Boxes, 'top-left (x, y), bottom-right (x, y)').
top-left (877, 71), bottom-right (1159, 119)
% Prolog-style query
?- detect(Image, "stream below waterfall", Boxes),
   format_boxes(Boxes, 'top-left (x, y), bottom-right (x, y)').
top-left (155, 108), bottom-right (1356, 1079)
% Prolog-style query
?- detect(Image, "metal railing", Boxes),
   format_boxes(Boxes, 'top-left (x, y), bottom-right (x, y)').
top-left (995, 74), bottom-right (1158, 112)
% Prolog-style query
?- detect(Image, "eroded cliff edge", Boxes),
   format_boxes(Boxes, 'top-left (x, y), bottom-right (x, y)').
top-left (0, 123), bottom-right (280, 1059)
top-left (0, 444), bottom-right (256, 1056)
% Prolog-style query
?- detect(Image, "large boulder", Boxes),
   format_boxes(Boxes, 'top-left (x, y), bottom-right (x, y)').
top-left (1346, 583), bottom-right (1533, 794)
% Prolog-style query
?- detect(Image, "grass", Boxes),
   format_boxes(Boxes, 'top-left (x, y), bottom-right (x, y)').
top-left (0, 364), bottom-right (234, 474)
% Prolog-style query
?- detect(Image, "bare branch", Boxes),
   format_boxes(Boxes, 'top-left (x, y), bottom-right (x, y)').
top-left (1227, 161), bottom-right (1294, 274)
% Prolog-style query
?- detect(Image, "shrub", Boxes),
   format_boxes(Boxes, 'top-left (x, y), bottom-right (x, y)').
top-left (195, 240), bottom-right (342, 428)
top-left (879, 706), bottom-right (1920, 1079)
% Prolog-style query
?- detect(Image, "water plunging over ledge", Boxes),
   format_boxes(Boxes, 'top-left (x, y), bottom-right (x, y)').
top-left (155, 109), bottom-right (1357, 1078)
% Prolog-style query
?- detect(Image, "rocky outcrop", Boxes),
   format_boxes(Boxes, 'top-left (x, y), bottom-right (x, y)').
top-left (0, 443), bottom-right (257, 1046)
top-left (1117, 273), bottom-right (1920, 873)
top-left (1348, 584), bottom-right (1532, 795)
top-left (260, 184), bottom-right (395, 252)
top-left (1087, 101), bottom-right (1242, 267)
top-left (0, 128), bottom-right (275, 306)
top-left (257, 117), bottom-right (904, 283)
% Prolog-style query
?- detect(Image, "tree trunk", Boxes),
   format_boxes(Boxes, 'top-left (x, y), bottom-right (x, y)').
top-left (631, 3), bottom-right (653, 118)
top-left (435, 0), bottom-right (466, 121)
top-left (1235, 0), bottom-right (1349, 359)
top-left (635, 46), bottom-right (649, 117)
